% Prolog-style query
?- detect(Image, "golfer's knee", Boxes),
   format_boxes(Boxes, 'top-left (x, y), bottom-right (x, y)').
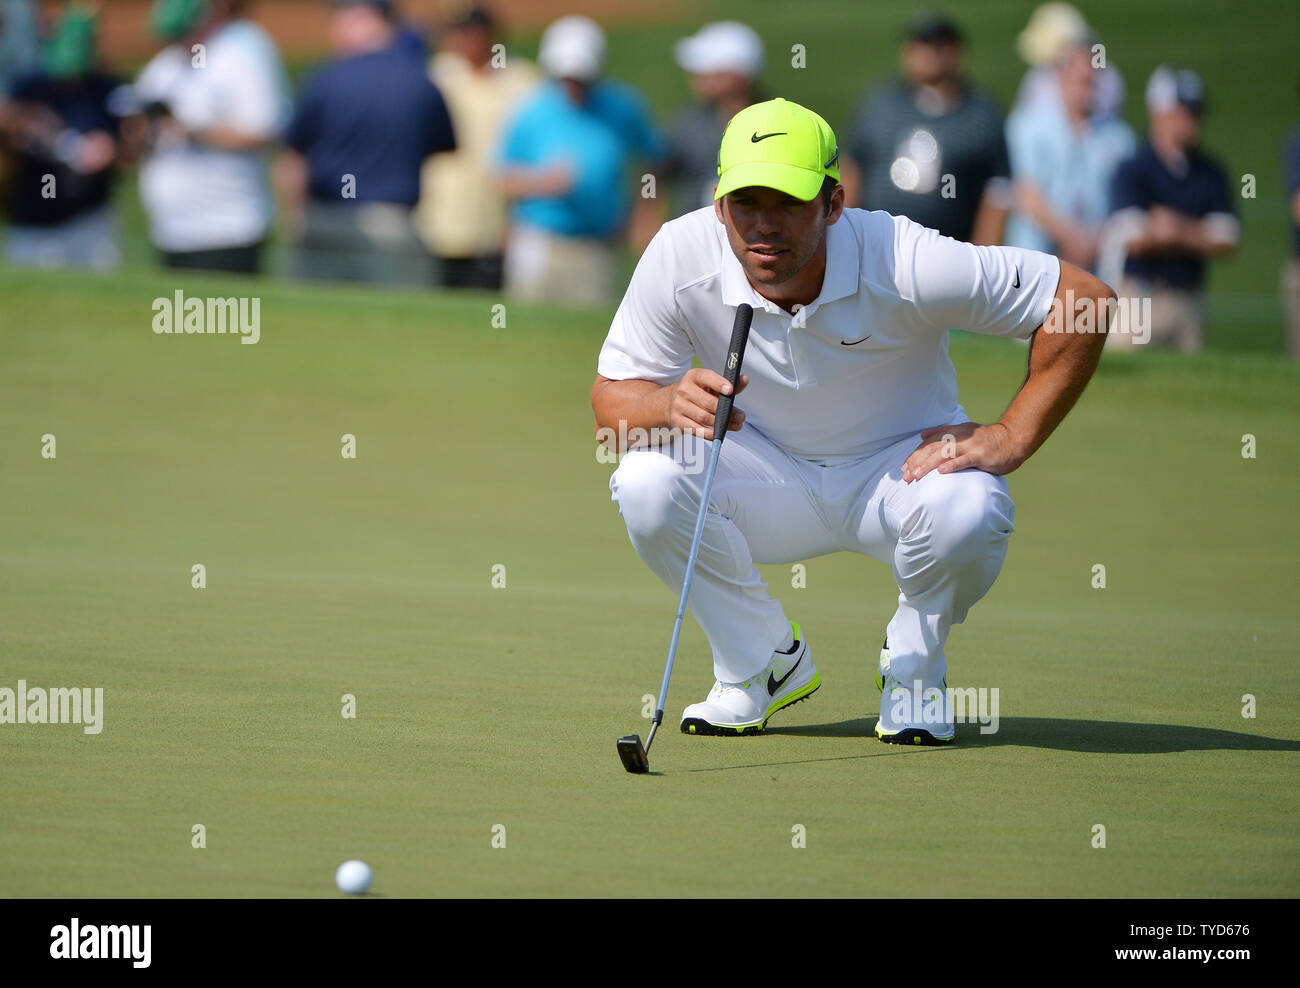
top-left (610, 451), bottom-right (693, 539)
top-left (907, 477), bottom-right (1016, 564)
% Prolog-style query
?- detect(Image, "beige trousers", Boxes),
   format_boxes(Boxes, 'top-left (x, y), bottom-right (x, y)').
top-left (504, 225), bottom-right (618, 307)
top-left (1109, 277), bottom-right (1205, 352)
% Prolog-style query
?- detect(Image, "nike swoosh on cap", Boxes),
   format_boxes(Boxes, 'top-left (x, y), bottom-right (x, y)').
top-left (840, 335), bottom-right (872, 346)
top-left (751, 131), bottom-right (787, 142)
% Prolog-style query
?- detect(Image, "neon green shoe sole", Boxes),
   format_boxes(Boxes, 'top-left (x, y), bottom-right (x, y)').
top-left (681, 673), bottom-right (822, 737)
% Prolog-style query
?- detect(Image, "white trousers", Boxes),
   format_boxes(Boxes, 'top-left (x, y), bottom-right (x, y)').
top-left (609, 424), bottom-right (1016, 686)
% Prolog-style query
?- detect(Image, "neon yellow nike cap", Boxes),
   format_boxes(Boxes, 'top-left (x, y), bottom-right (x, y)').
top-left (715, 97), bottom-right (840, 202)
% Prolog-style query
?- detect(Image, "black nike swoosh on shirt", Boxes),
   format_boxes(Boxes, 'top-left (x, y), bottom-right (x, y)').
top-left (768, 649), bottom-right (803, 696)
top-left (840, 335), bottom-right (872, 346)
top-left (1012, 267), bottom-right (1021, 290)
top-left (751, 131), bottom-right (787, 142)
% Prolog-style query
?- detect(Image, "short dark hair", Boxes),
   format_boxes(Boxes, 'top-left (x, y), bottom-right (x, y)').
top-left (819, 175), bottom-right (839, 215)
top-left (906, 13), bottom-right (964, 46)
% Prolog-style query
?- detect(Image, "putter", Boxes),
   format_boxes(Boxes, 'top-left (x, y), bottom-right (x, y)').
top-left (618, 303), bottom-right (755, 774)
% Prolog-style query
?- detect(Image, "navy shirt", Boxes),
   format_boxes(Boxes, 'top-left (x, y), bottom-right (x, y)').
top-left (1285, 126), bottom-right (1300, 257)
top-left (5, 71), bottom-right (120, 227)
top-left (844, 79), bottom-right (1010, 242)
top-left (286, 45), bottom-right (454, 207)
top-left (1111, 142), bottom-right (1234, 289)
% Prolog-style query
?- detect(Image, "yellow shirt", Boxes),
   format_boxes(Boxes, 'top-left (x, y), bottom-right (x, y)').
top-left (416, 51), bottom-right (538, 258)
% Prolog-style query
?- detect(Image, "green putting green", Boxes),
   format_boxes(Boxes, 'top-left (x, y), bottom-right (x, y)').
top-left (1, 266), bottom-right (1296, 897)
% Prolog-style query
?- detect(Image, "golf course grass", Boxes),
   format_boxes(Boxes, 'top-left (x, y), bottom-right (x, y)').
top-left (1, 264), bottom-right (1297, 897)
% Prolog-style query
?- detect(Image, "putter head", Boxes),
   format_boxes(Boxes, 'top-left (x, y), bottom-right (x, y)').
top-left (617, 734), bottom-right (650, 774)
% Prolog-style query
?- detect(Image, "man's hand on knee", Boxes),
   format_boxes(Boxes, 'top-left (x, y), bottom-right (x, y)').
top-left (902, 422), bottom-right (1026, 483)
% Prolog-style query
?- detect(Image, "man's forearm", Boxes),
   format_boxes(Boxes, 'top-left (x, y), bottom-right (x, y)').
top-left (274, 151), bottom-right (308, 227)
top-left (970, 187), bottom-right (1009, 246)
top-left (1015, 182), bottom-right (1089, 252)
top-left (191, 126), bottom-right (272, 151)
top-left (591, 377), bottom-right (671, 440)
top-left (499, 164), bottom-right (571, 201)
top-left (1178, 218), bottom-right (1238, 256)
top-left (1128, 211), bottom-right (1238, 257)
top-left (998, 264), bottom-right (1112, 462)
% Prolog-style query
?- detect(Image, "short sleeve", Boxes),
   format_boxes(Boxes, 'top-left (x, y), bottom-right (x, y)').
top-left (900, 218), bottom-right (1060, 340)
top-left (496, 103), bottom-right (530, 168)
top-left (1005, 111), bottom-right (1047, 186)
top-left (284, 73), bottom-right (320, 153)
top-left (212, 37), bottom-right (290, 138)
top-left (596, 228), bottom-right (695, 383)
top-left (1203, 157), bottom-right (1235, 217)
top-left (987, 119), bottom-right (1012, 182)
top-left (612, 85), bottom-right (666, 164)
top-left (423, 81), bottom-right (456, 156)
top-left (1110, 154), bottom-right (1145, 212)
top-left (843, 92), bottom-right (875, 169)
top-left (133, 49), bottom-right (179, 107)
top-left (659, 107), bottom-right (697, 181)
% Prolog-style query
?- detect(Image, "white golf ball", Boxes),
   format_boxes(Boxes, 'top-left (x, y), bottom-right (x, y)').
top-left (335, 859), bottom-right (373, 895)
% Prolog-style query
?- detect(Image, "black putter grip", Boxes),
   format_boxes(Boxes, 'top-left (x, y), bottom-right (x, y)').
top-left (713, 303), bottom-right (754, 436)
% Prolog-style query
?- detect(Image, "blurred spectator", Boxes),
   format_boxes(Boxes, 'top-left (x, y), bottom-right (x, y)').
top-left (0, 0), bottom-right (39, 95)
top-left (391, 1), bottom-right (431, 61)
top-left (842, 13), bottom-right (1010, 244)
top-left (1005, 40), bottom-right (1134, 272)
top-left (1104, 67), bottom-right (1238, 352)
top-left (662, 21), bottom-right (764, 218)
top-left (282, 0), bottom-right (455, 285)
top-left (1012, 2), bottom-right (1124, 122)
top-left (496, 15), bottom-right (665, 306)
top-left (1, 3), bottom-right (122, 270)
top-left (131, 0), bottom-right (290, 274)
top-left (1284, 103), bottom-right (1300, 360)
top-left (414, 3), bottom-right (536, 291)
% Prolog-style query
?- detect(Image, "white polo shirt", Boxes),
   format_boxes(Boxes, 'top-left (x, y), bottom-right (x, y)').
top-left (597, 206), bottom-right (1061, 461)
top-left (135, 20), bottom-right (290, 252)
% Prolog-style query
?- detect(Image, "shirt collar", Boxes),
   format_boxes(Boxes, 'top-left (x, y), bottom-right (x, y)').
top-left (719, 215), bottom-right (860, 316)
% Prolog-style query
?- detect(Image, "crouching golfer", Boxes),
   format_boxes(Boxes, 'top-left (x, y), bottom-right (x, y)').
top-left (592, 99), bottom-right (1111, 744)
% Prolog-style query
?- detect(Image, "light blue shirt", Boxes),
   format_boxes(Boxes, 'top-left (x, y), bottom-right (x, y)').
top-left (498, 79), bottom-right (665, 238)
top-left (0, 0), bottom-right (40, 94)
top-left (1004, 95), bottom-right (1135, 254)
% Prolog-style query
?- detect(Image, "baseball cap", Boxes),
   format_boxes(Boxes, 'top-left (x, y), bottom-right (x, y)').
top-left (538, 15), bottom-right (605, 82)
top-left (715, 97), bottom-right (840, 202)
top-left (674, 22), bottom-right (764, 79)
top-left (1146, 65), bottom-right (1207, 116)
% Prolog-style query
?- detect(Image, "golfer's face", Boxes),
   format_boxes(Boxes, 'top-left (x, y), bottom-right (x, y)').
top-left (718, 186), bottom-right (825, 288)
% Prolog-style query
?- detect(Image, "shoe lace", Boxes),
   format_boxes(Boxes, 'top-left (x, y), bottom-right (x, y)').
top-left (713, 673), bottom-right (760, 696)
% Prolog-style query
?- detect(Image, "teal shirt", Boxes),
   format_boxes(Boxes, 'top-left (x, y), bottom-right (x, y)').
top-left (498, 79), bottom-right (665, 239)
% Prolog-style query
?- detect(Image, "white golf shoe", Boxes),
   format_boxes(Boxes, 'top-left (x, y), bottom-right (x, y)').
top-left (874, 638), bottom-right (955, 745)
top-left (680, 622), bottom-right (820, 736)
